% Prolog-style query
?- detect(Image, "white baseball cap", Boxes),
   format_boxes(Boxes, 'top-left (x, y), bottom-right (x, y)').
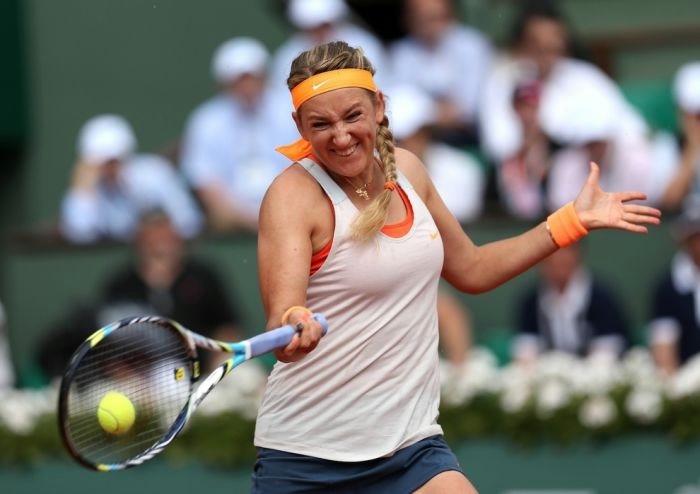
top-left (287, 0), bottom-right (348, 30)
top-left (211, 37), bottom-right (269, 84)
top-left (673, 61), bottom-right (700, 113)
top-left (77, 114), bottom-right (136, 165)
top-left (386, 84), bottom-right (437, 141)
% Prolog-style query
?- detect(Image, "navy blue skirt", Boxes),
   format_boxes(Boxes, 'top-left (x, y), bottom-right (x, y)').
top-left (250, 435), bottom-right (464, 494)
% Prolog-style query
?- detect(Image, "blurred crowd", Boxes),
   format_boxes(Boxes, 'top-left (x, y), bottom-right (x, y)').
top-left (2, 0), bottom-right (700, 390)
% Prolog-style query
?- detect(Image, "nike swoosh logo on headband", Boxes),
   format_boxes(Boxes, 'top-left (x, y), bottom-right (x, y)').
top-left (311, 80), bottom-right (330, 91)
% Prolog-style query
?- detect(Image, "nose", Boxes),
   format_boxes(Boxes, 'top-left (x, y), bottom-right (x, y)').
top-left (331, 123), bottom-right (351, 146)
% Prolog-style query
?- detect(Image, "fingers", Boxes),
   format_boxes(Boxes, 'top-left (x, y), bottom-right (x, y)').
top-left (295, 314), bottom-right (323, 352)
top-left (280, 311), bottom-right (323, 359)
top-left (587, 161), bottom-right (600, 184)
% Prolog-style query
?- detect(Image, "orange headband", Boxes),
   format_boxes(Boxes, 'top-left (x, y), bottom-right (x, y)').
top-left (291, 68), bottom-right (377, 110)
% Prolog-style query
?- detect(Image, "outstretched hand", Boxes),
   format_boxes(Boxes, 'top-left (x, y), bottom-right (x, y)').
top-left (574, 162), bottom-right (662, 232)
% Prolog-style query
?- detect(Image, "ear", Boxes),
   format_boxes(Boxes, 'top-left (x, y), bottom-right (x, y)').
top-left (292, 111), bottom-right (305, 138)
top-left (374, 91), bottom-right (386, 124)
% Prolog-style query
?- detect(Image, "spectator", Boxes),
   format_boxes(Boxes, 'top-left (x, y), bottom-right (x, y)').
top-left (39, 209), bottom-right (246, 380)
top-left (478, 0), bottom-right (653, 208)
top-left (657, 61), bottom-right (700, 213)
top-left (512, 242), bottom-right (631, 365)
top-left (100, 209), bottom-right (245, 372)
top-left (648, 202), bottom-right (700, 376)
top-left (542, 77), bottom-right (660, 211)
top-left (268, 0), bottom-right (391, 115)
top-left (388, 84), bottom-right (486, 223)
top-left (388, 83), bottom-right (482, 368)
top-left (180, 37), bottom-right (294, 232)
top-left (496, 78), bottom-right (552, 220)
top-left (0, 299), bottom-right (15, 388)
top-left (60, 114), bottom-right (203, 243)
top-left (388, 0), bottom-right (493, 147)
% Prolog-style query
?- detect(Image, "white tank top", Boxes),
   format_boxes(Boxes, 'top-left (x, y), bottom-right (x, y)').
top-left (254, 158), bottom-right (445, 461)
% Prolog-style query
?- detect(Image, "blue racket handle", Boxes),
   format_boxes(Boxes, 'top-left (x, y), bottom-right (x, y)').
top-left (248, 313), bottom-right (328, 357)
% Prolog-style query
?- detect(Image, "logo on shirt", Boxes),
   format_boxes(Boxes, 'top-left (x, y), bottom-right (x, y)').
top-left (430, 231), bottom-right (439, 240)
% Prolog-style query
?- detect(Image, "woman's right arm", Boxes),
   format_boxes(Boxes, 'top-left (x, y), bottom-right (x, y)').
top-left (257, 164), bottom-right (328, 362)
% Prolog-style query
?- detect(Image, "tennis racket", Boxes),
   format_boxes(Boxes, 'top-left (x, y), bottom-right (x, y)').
top-left (58, 313), bottom-right (327, 471)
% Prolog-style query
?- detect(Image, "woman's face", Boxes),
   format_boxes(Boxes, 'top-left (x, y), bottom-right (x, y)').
top-left (294, 87), bottom-right (384, 178)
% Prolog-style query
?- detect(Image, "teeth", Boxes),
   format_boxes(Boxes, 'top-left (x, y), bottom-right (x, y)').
top-left (337, 145), bottom-right (356, 157)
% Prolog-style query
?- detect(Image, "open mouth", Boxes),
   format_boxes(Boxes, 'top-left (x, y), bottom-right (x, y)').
top-left (335, 144), bottom-right (357, 157)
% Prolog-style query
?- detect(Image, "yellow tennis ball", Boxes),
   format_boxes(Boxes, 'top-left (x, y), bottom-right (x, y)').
top-left (97, 391), bottom-right (135, 435)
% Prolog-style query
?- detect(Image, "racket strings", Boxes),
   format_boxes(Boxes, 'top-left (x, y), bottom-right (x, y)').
top-left (63, 321), bottom-right (195, 466)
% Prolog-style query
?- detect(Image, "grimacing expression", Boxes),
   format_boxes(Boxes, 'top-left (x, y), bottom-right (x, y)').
top-left (294, 87), bottom-right (384, 177)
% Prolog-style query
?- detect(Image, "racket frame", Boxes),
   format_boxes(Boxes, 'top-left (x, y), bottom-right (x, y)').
top-left (58, 313), bottom-right (327, 471)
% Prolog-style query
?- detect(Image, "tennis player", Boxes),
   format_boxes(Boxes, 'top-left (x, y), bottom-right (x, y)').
top-left (251, 40), bottom-right (661, 493)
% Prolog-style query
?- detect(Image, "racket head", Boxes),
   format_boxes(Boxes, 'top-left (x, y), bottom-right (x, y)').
top-left (58, 316), bottom-right (200, 471)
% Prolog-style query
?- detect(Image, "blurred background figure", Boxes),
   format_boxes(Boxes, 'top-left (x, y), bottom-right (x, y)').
top-left (99, 209), bottom-right (245, 372)
top-left (478, 0), bottom-right (658, 214)
top-left (60, 114), bottom-right (203, 244)
top-left (648, 203), bottom-right (700, 377)
top-left (388, 83), bottom-right (486, 223)
top-left (657, 61), bottom-right (700, 213)
top-left (388, 0), bottom-right (493, 147)
top-left (542, 78), bottom-right (660, 211)
top-left (0, 299), bottom-right (16, 389)
top-left (268, 0), bottom-right (391, 113)
top-left (38, 209), bottom-right (245, 380)
top-left (180, 37), bottom-right (293, 233)
top-left (511, 243), bottom-right (631, 366)
top-left (496, 77), bottom-right (552, 220)
top-left (388, 83), bottom-right (480, 369)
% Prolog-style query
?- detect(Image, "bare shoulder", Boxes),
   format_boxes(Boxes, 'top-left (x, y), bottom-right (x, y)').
top-left (260, 162), bottom-right (328, 231)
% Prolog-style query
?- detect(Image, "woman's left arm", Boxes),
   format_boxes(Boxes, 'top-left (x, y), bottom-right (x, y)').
top-left (423, 160), bottom-right (661, 294)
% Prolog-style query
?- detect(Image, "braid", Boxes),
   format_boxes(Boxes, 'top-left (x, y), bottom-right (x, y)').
top-left (349, 116), bottom-right (398, 242)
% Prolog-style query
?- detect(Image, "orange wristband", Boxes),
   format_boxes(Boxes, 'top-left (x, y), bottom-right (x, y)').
top-left (280, 305), bottom-right (312, 326)
top-left (546, 202), bottom-right (588, 248)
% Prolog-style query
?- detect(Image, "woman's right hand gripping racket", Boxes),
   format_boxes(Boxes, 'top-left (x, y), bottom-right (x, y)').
top-left (58, 313), bottom-right (327, 471)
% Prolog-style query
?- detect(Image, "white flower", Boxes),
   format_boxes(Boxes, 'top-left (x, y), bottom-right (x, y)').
top-left (668, 354), bottom-right (700, 399)
top-left (440, 347), bottom-right (500, 406)
top-left (498, 365), bottom-right (535, 414)
top-left (500, 385), bottom-right (531, 414)
top-left (625, 386), bottom-right (664, 424)
top-left (0, 387), bottom-right (57, 434)
top-left (197, 360), bottom-right (268, 419)
top-left (579, 394), bottom-right (617, 428)
top-left (535, 379), bottom-right (571, 418)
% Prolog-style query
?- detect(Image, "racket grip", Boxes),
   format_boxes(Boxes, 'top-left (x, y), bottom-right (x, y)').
top-left (248, 313), bottom-right (328, 357)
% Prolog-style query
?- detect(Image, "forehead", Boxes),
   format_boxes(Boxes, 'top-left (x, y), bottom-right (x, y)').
top-left (299, 87), bottom-right (375, 117)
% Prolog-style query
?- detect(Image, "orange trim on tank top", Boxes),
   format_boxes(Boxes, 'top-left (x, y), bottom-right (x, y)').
top-left (309, 184), bottom-right (414, 275)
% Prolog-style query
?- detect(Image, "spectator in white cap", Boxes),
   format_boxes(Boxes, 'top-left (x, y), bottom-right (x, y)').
top-left (388, 84), bottom-right (485, 223)
top-left (657, 61), bottom-right (700, 212)
top-left (543, 80), bottom-right (660, 212)
top-left (60, 114), bottom-right (203, 243)
top-left (180, 36), bottom-right (296, 232)
top-left (268, 0), bottom-right (390, 115)
top-left (478, 0), bottom-right (649, 169)
top-left (388, 0), bottom-right (493, 147)
top-left (388, 83), bottom-right (484, 372)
